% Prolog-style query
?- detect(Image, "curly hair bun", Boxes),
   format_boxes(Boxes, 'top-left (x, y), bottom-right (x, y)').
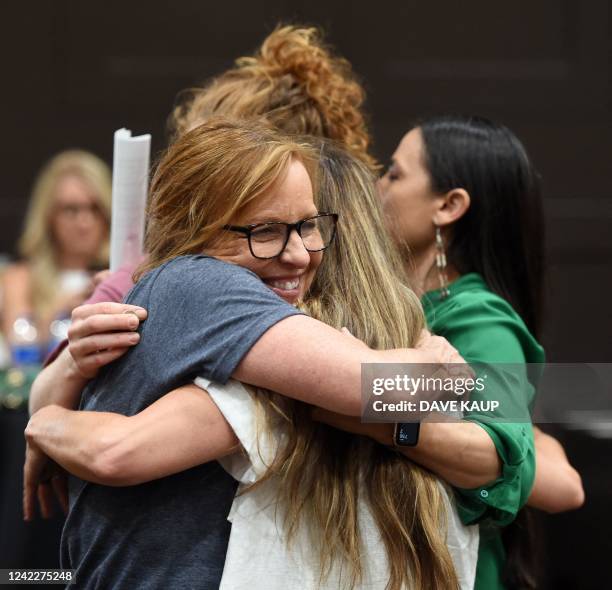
top-left (242, 26), bottom-right (375, 168)
top-left (170, 25), bottom-right (377, 170)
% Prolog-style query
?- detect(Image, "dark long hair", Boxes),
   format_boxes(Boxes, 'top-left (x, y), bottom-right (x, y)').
top-left (418, 115), bottom-right (545, 589)
top-left (418, 115), bottom-right (545, 338)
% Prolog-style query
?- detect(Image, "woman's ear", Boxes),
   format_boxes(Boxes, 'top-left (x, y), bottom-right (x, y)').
top-left (432, 188), bottom-right (471, 227)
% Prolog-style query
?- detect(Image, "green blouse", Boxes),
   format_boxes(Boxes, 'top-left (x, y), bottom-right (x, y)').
top-left (422, 273), bottom-right (544, 590)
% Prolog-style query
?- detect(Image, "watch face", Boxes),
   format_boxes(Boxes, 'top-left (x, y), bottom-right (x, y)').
top-left (396, 423), bottom-right (420, 446)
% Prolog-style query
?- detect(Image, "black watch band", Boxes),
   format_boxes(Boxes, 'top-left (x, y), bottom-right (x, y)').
top-left (393, 422), bottom-right (420, 447)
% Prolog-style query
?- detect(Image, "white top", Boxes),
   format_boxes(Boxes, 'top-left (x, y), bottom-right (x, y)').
top-left (195, 377), bottom-right (479, 590)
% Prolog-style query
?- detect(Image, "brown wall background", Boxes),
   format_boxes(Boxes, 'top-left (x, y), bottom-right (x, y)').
top-left (1, 1), bottom-right (610, 585)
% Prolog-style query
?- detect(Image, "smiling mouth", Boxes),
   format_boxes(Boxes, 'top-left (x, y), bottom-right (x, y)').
top-left (265, 278), bottom-right (300, 291)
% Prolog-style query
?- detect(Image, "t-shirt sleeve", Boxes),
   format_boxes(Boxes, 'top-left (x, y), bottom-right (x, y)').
top-left (129, 256), bottom-right (304, 385)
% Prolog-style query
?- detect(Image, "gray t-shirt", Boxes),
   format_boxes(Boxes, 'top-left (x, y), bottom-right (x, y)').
top-left (60, 255), bottom-right (303, 589)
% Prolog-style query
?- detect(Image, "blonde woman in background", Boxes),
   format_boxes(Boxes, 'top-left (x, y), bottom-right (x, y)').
top-left (2, 150), bottom-right (111, 356)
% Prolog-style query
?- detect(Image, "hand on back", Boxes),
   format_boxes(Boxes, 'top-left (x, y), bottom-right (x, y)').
top-left (68, 302), bottom-right (147, 379)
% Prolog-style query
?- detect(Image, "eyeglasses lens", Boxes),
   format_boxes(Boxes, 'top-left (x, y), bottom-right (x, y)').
top-left (250, 215), bottom-right (335, 258)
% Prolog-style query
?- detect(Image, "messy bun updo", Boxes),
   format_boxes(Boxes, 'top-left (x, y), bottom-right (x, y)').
top-left (169, 25), bottom-right (377, 170)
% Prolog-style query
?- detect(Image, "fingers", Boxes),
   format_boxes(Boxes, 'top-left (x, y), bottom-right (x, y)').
top-left (24, 478), bottom-right (68, 521)
top-left (69, 309), bottom-right (145, 339)
top-left (426, 335), bottom-right (461, 365)
top-left (70, 331), bottom-right (140, 357)
top-left (23, 441), bottom-right (66, 521)
top-left (68, 304), bottom-right (146, 367)
top-left (23, 443), bottom-right (40, 521)
top-left (71, 302), bottom-right (147, 323)
top-left (449, 361), bottom-right (475, 382)
top-left (68, 304), bottom-right (145, 378)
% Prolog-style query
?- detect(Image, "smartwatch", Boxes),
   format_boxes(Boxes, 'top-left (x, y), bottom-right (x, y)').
top-left (393, 422), bottom-right (420, 447)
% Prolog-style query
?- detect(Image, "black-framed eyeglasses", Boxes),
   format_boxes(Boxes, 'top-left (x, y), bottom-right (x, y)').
top-left (223, 213), bottom-right (338, 260)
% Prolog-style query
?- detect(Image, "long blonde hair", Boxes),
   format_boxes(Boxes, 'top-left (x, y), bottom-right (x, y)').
top-left (249, 141), bottom-right (459, 590)
top-left (169, 25), bottom-right (377, 171)
top-left (160, 28), bottom-right (457, 589)
top-left (137, 119), bottom-right (318, 280)
top-left (18, 150), bottom-right (111, 320)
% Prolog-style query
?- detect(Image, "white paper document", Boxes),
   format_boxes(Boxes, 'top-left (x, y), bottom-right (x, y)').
top-left (110, 128), bottom-right (151, 272)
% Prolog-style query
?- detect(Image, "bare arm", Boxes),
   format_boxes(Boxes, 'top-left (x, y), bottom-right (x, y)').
top-left (25, 319), bottom-right (461, 485)
top-left (25, 309), bottom-right (465, 505)
top-left (400, 420), bottom-right (501, 488)
top-left (30, 305), bottom-right (455, 419)
top-left (24, 387), bottom-right (497, 518)
top-left (29, 347), bottom-right (89, 414)
top-left (311, 409), bottom-right (500, 488)
top-left (25, 385), bottom-right (239, 487)
top-left (527, 427), bottom-right (584, 512)
top-left (234, 315), bottom-right (464, 416)
top-left (244, 320), bottom-right (497, 487)
top-left (305, 327), bottom-right (500, 487)
top-left (24, 319), bottom-right (465, 490)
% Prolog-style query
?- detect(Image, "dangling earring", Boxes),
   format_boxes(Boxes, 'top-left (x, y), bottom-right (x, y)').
top-left (435, 226), bottom-right (450, 299)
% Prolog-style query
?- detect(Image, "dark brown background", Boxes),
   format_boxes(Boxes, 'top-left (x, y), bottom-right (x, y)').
top-left (0, 1), bottom-right (610, 586)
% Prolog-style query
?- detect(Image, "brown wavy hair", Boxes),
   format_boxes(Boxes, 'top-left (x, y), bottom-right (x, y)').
top-left (169, 25), bottom-right (377, 171)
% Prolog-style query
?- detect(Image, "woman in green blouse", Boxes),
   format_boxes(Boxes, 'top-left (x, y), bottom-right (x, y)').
top-left (318, 115), bottom-right (584, 589)
top-left (380, 115), bottom-right (586, 589)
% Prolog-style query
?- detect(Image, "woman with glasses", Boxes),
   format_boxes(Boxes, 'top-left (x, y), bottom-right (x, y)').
top-left (1, 151), bottom-right (111, 358)
top-left (25, 120), bottom-right (477, 590)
